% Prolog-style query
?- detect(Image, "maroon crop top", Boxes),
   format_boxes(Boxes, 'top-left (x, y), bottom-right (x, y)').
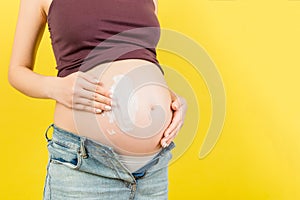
top-left (47, 0), bottom-right (163, 77)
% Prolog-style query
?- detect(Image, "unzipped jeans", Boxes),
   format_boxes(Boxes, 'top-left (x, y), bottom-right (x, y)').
top-left (43, 124), bottom-right (175, 200)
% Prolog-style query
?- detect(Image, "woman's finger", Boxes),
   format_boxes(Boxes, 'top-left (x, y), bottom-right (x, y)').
top-left (161, 122), bottom-right (182, 147)
top-left (74, 80), bottom-right (112, 106)
top-left (172, 96), bottom-right (186, 111)
top-left (163, 109), bottom-right (183, 137)
top-left (75, 75), bottom-right (112, 103)
top-left (74, 96), bottom-right (112, 112)
top-left (72, 103), bottom-right (103, 114)
top-left (81, 78), bottom-right (111, 98)
top-left (77, 76), bottom-right (99, 92)
top-left (171, 100), bottom-right (180, 110)
top-left (75, 87), bottom-right (98, 102)
top-left (165, 124), bottom-right (183, 145)
top-left (76, 75), bottom-right (111, 98)
top-left (93, 93), bottom-right (112, 106)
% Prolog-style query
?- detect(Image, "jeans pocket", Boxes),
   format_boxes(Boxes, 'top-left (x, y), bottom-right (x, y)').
top-left (47, 140), bottom-right (82, 170)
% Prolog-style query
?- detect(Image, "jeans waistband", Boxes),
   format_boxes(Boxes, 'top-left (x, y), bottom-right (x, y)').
top-left (45, 123), bottom-right (175, 177)
top-left (45, 123), bottom-right (116, 156)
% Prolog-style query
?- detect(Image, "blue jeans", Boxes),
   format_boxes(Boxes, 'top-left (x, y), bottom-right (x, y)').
top-left (43, 124), bottom-right (175, 200)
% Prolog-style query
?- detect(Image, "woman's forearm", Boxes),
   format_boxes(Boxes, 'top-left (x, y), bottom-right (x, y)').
top-left (8, 65), bottom-right (57, 99)
top-left (8, 66), bottom-right (112, 113)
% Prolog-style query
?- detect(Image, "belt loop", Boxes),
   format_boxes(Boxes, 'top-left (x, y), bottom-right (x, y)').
top-left (80, 137), bottom-right (88, 159)
top-left (45, 123), bottom-right (54, 142)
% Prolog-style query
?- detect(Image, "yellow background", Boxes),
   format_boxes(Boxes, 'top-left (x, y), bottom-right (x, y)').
top-left (1, 0), bottom-right (300, 199)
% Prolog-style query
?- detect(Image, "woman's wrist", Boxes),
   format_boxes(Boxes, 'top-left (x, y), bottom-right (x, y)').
top-left (44, 75), bottom-right (60, 100)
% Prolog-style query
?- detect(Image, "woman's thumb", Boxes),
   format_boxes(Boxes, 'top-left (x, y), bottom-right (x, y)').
top-left (171, 100), bottom-right (179, 110)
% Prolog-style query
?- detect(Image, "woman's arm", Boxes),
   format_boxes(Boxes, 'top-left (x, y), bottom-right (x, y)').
top-left (8, 0), bottom-right (51, 98)
top-left (8, 0), bottom-right (111, 113)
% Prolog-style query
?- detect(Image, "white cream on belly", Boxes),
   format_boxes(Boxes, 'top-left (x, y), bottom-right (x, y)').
top-left (106, 74), bottom-right (140, 135)
top-left (109, 74), bottom-right (136, 132)
top-left (102, 65), bottom-right (169, 140)
top-left (106, 74), bottom-right (152, 137)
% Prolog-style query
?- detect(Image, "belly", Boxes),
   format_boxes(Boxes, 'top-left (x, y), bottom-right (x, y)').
top-left (54, 59), bottom-right (172, 156)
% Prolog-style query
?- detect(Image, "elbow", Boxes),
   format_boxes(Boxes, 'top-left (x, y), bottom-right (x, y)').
top-left (7, 65), bottom-right (20, 90)
top-left (7, 66), bottom-right (15, 88)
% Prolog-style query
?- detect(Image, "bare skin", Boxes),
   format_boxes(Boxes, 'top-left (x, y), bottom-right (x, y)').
top-left (8, 0), bottom-right (187, 152)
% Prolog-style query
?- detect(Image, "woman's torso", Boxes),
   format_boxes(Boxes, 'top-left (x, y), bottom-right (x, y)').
top-left (44, 0), bottom-right (172, 155)
top-left (54, 59), bottom-right (173, 156)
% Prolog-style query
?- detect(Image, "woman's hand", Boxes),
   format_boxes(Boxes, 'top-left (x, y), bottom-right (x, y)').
top-left (50, 72), bottom-right (112, 114)
top-left (161, 91), bottom-right (187, 148)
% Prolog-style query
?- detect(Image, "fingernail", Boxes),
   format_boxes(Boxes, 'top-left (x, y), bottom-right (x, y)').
top-left (162, 142), bottom-right (167, 148)
top-left (109, 94), bottom-right (113, 98)
top-left (95, 109), bottom-right (102, 114)
top-left (94, 79), bottom-right (100, 84)
top-left (104, 105), bottom-right (112, 111)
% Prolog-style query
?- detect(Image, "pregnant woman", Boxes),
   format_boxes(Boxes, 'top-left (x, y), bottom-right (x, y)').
top-left (8, 0), bottom-right (187, 199)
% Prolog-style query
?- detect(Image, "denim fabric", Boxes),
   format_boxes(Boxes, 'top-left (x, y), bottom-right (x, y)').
top-left (43, 124), bottom-right (175, 200)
